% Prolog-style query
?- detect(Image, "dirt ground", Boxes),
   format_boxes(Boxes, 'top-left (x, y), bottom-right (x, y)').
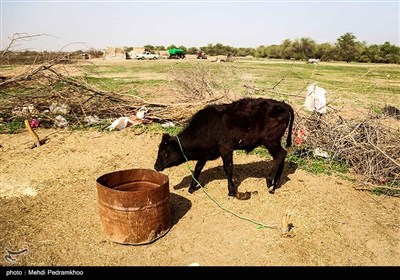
top-left (0, 127), bottom-right (399, 266)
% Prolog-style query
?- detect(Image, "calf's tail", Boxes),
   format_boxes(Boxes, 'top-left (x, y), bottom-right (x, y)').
top-left (286, 105), bottom-right (295, 148)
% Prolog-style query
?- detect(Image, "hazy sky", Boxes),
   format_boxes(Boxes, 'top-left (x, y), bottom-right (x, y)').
top-left (1, 0), bottom-right (399, 51)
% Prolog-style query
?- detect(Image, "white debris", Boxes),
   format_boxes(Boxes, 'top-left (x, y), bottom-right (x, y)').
top-left (136, 106), bottom-right (148, 119)
top-left (106, 117), bottom-right (135, 131)
top-left (161, 121), bottom-right (175, 128)
top-left (305, 83), bottom-right (327, 114)
top-left (11, 104), bottom-right (37, 117)
top-left (49, 102), bottom-right (70, 115)
top-left (188, 262), bottom-right (200, 266)
top-left (54, 115), bottom-right (68, 127)
top-left (84, 115), bottom-right (100, 125)
top-left (313, 148), bottom-right (329, 159)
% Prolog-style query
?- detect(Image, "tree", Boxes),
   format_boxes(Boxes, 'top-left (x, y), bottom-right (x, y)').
top-left (167, 44), bottom-right (177, 50)
top-left (366, 44), bottom-right (380, 63)
top-left (236, 47), bottom-right (255, 57)
top-left (301, 37), bottom-right (316, 59)
top-left (315, 43), bottom-right (335, 61)
top-left (178, 45), bottom-right (187, 53)
top-left (124, 46), bottom-right (133, 53)
top-left (214, 43), bottom-right (225, 55)
top-left (200, 44), bottom-right (214, 55)
top-left (144, 45), bottom-right (155, 52)
top-left (354, 41), bottom-right (368, 62)
top-left (280, 39), bottom-right (293, 59)
top-left (266, 45), bottom-right (281, 59)
top-left (291, 37), bottom-right (316, 60)
top-left (255, 45), bottom-right (268, 58)
top-left (336, 32), bottom-right (359, 63)
top-left (187, 47), bottom-right (198, 55)
top-left (379, 41), bottom-right (400, 63)
top-left (87, 47), bottom-right (103, 58)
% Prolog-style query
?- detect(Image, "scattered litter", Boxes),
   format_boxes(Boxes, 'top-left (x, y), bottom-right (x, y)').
top-left (305, 83), bottom-right (327, 114)
top-left (27, 104), bottom-right (38, 114)
top-left (106, 117), bottom-right (135, 131)
top-left (11, 104), bottom-right (37, 117)
top-left (376, 176), bottom-right (387, 184)
top-left (84, 115), bottom-right (100, 125)
top-left (54, 115), bottom-right (68, 128)
top-left (313, 147), bottom-right (329, 159)
top-left (28, 119), bottom-right (40, 128)
top-left (49, 102), bottom-right (70, 115)
top-left (136, 106), bottom-right (148, 119)
top-left (161, 121), bottom-right (175, 128)
top-left (295, 127), bottom-right (307, 146)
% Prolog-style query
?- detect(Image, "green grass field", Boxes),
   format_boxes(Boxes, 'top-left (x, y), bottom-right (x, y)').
top-left (80, 58), bottom-right (400, 113)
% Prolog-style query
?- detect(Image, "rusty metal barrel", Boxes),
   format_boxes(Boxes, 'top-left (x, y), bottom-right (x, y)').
top-left (96, 168), bottom-right (170, 245)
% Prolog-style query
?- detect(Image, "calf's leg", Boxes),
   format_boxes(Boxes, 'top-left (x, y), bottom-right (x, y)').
top-left (273, 148), bottom-right (287, 190)
top-left (189, 159), bottom-right (206, 193)
top-left (221, 150), bottom-right (236, 197)
top-left (265, 142), bottom-right (287, 193)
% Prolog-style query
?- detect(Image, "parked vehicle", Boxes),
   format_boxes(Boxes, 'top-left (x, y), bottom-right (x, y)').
top-left (196, 51), bottom-right (207, 59)
top-left (135, 51), bottom-right (159, 60)
top-left (168, 48), bottom-right (186, 59)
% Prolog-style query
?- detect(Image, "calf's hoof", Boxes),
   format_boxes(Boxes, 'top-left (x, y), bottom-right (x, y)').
top-left (228, 191), bottom-right (237, 199)
top-left (268, 186), bottom-right (275, 194)
top-left (189, 187), bottom-right (195, 193)
top-left (188, 185), bottom-right (200, 194)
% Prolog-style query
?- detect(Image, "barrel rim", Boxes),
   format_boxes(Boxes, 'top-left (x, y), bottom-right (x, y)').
top-left (96, 168), bottom-right (169, 194)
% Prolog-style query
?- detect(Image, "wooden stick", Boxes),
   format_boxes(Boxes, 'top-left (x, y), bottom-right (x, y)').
top-left (24, 119), bottom-right (41, 147)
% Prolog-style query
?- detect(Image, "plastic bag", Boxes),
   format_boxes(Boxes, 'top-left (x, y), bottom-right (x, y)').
top-left (106, 117), bottom-right (135, 131)
top-left (136, 106), bottom-right (148, 119)
top-left (305, 83), bottom-right (327, 114)
top-left (54, 115), bottom-right (68, 128)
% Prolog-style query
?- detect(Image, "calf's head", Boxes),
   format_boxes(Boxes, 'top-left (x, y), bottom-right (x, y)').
top-left (154, 133), bottom-right (184, 171)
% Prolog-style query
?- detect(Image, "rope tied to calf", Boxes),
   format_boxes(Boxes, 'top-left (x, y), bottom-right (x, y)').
top-left (175, 135), bottom-right (279, 230)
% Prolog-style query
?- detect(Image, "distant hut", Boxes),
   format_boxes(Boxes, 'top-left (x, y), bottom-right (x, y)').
top-left (103, 47), bottom-right (128, 60)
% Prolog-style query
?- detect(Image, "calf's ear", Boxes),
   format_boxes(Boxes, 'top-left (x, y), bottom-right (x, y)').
top-left (162, 133), bottom-right (171, 141)
top-left (169, 137), bottom-right (181, 152)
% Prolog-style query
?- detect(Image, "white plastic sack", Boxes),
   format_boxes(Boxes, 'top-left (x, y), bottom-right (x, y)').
top-left (136, 106), bottom-right (148, 119)
top-left (305, 83), bottom-right (327, 114)
top-left (54, 115), bottom-right (68, 128)
top-left (107, 117), bottom-right (135, 131)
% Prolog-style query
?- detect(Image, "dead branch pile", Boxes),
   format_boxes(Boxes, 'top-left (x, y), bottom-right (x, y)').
top-left (0, 35), bottom-right (239, 129)
top-left (168, 63), bottom-right (243, 102)
top-left (0, 33), bottom-right (195, 128)
top-left (0, 57), bottom-right (174, 127)
top-left (294, 110), bottom-right (400, 187)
